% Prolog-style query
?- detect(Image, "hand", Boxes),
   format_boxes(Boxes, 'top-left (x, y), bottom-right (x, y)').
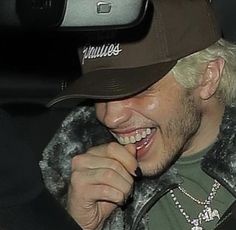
top-left (67, 142), bottom-right (138, 230)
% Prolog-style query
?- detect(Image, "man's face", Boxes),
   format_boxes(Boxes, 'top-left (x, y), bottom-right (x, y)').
top-left (95, 72), bottom-right (201, 176)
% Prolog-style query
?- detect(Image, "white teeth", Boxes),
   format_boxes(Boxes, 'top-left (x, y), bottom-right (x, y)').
top-left (135, 133), bottom-right (142, 141)
top-left (124, 136), bottom-right (130, 144)
top-left (119, 136), bottom-right (124, 144)
top-left (130, 136), bottom-right (136, 144)
top-left (141, 131), bottom-right (146, 138)
top-left (146, 128), bottom-right (151, 135)
top-left (116, 128), bottom-right (153, 145)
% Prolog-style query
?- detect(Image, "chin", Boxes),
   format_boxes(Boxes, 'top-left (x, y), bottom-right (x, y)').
top-left (140, 147), bottom-right (179, 177)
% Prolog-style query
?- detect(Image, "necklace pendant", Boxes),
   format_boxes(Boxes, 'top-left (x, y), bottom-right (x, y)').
top-left (209, 208), bottom-right (220, 220)
top-left (200, 207), bottom-right (220, 222)
top-left (191, 219), bottom-right (203, 230)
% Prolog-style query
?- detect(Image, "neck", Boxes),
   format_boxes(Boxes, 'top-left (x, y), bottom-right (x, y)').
top-left (182, 101), bottom-right (225, 157)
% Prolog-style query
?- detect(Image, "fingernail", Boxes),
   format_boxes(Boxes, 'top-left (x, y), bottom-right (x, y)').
top-left (135, 167), bottom-right (143, 177)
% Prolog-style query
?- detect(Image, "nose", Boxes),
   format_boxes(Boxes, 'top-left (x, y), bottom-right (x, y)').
top-left (96, 100), bottom-right (131, 129)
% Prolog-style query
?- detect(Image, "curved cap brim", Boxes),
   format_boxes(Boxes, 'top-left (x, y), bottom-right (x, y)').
top-left (47, 61), bottom-right (176, 107)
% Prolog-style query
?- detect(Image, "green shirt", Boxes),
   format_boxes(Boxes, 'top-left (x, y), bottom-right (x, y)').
top-left (148, 146), bottom-right (235, 230)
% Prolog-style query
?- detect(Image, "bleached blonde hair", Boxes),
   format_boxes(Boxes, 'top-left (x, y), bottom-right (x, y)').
top-left (172, 39), bottom-right (236, 105)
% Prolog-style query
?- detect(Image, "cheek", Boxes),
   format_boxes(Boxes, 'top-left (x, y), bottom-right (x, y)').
top-left (146, 100), bottom-right (160, 113)
top-left (160, 95), bottom-right (201, 151)
top-left (132, 96), bottom-right (161, 120)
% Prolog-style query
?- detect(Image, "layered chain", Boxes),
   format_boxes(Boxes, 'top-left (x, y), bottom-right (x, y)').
top-left (169, 180), bottom-right (221, 230)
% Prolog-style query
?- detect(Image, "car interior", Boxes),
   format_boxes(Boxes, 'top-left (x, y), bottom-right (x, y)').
top-left (0, 0), bottom-right (150, 160)
top-left (0, 0), bottom-right (236, 228)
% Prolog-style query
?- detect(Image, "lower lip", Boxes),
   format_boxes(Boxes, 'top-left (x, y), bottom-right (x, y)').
top-left (136, 130), bottom-right (156, 160)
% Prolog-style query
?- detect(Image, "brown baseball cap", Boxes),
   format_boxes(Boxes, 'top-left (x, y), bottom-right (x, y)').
top-left (47, 0), bottom-right (221, 107)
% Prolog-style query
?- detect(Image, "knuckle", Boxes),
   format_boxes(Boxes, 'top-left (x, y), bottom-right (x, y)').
top-left (70, 171), bottom-right (81, 187)
top-left (112, 190), bottom-right (124, 203)
top-left (87, 145), bottom-right (97, 153)
top-left (118, 193), bottom-right (126, 204)
top-left (101, 186), bottom-right (112, 198)
top-left (100, 187), bottom-right (123, 204)
top-left (87, 144), bottom-right (105, 154)
top-left (110, 161), bottom-right (123, 173)
top-left (71, 155), bottom-right (82, 170)
top-left (102, 169), bottom-right (115, 180)
top-left (106, 142), bottom-right (119, 157)
top-left (71, 154), bottom-right (91, 171)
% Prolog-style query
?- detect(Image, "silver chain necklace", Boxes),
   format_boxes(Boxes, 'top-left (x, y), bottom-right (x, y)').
top-left (169, 180), bottom-right (221, 230)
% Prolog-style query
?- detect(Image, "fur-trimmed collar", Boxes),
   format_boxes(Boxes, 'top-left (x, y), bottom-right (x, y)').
top-left (40, 105), bottom-right (236, 229)
top-left (201, 106), bottom-right (236, 197)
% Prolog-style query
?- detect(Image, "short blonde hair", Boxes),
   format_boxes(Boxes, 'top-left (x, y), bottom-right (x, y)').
top-left (172, 39), bottom-right (236, 105)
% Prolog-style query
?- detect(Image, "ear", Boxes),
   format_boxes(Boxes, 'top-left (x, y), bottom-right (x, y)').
top-left (199, 57), bottom-right (225, 100)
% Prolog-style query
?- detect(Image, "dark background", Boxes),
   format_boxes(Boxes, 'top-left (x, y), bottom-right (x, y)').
top-left (0, 30), bottom-right (83, 160)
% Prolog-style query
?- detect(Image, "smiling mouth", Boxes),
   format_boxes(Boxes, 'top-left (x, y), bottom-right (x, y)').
top-left (112, 128), bottom-right (155, 145)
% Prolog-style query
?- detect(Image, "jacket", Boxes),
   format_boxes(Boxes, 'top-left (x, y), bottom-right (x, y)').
top-left (40, 105), bottom-right (236, 230)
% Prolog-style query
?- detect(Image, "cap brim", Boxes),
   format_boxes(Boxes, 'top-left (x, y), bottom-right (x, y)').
top-left (0, 188), bottom-right (81, 230)
top-left (47, 61), bottom-right (176, 107)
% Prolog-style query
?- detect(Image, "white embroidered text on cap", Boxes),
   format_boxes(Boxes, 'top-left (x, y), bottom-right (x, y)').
top-left (81, 43), bottom-right (122, 64)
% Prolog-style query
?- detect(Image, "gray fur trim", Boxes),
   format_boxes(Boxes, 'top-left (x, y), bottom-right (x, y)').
top-left (201, 106), bottom-right (236, 196)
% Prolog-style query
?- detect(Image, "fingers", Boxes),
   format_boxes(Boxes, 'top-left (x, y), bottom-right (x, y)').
top-left (85, 142), bottom-right (138, 176)
top-left (71, 169), bottom-right (132, 205)
top-left (71, 152), bottom-right (134, 203)
top-left (73, 155), bottom-right (134, 185)
top-left (85, 169), bottom-right (132, 198)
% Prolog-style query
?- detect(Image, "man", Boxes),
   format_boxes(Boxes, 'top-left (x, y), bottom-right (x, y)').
top-left (45, 0), bottom-right (236, 229)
